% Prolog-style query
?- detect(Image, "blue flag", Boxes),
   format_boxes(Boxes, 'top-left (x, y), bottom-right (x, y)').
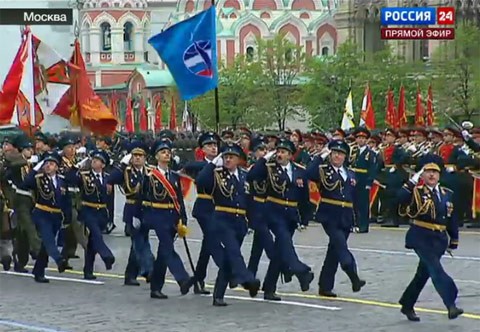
top-left (148, 7), bottom-right (218, 101)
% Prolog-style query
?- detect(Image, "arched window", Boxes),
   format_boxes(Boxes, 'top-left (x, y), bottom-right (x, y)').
top-left (124, 22), bottom-right (134, 51)
top-left (246, 46), bottom-right (254, 61)
top-left (321, 46), bottom-right (329, 56)
top-left (100, 22), bottom-right (111, 51)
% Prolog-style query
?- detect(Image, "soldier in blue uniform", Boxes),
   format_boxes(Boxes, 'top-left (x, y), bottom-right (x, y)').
top-left (183, 131), bottom-right (222, 295)
top-left (245, 135), bottom-right (275, 278)
top-left (305, 140), bottom-right (366, 297)
top-left (22, 151), bottom-right (69, 283)
top-left (350, 128), bottom-right (377, 233)
top-left (397, 154), bottom-right (463, 321)
top-left (140, 138), bottom-right (194, 299)
top-left (197, 143), bottom-right (261, 306)
top-left (71, 150), bottom-right (115, 279)
top-left (107, 141), bottom-right (154, 286)
top-left (247, 139), bottom-right (313, 301)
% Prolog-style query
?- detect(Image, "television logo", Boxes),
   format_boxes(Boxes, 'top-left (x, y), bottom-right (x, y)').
top-left (381, 7), bottom-right (455, 25)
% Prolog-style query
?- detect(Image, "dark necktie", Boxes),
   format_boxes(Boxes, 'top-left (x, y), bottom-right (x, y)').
top-left (96, 174), bottom-right (102, 185)
top-left (432, 188), bottom-right (440, 206)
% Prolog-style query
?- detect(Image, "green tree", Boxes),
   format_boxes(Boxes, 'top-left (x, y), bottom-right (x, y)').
top-left (430, 22), bottom-right (480, 123)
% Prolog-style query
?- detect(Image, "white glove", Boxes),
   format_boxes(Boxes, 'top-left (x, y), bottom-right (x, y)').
top-left (263, 150), bottom-right (276, 160)
top-left (407, 145), bottom-right (417, 153)
top-left (33, 160), bottom-right (45, 172)
top-left (29, 155), bottom-right (39, 164)
top-left (446, 166), bottom-right (455, 173)
top-left (389, 166), bottom-right (396, 173)
top-left (76, 146), bottom-right (87, 155)
top-left (75, 157), bottom-right (90, 169)
top-left (173, 155), bottom-right (180, 164)
top-left (462, 130), bottom-right (472, 140)
top-left (410, 167), bottom-right (424, 185)
top-left (132, 217), bottom-right (141, 229)
top-left (211, 153), bottom-right (223, 167)
top-left (121, 153), bottom-right (132, 165)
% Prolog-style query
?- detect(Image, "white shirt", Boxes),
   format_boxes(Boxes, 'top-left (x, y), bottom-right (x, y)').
top-left (157, 166), bottom-right (168, 177)
top-left (281, 163), bottom-right (293, 181)
top-left (426, 184), bottom-right (441, 200)
top-left (49, 175), bottom-right (58, 188)
top-left (93, 171), bottom-right (103, 184)
top-left (229, 168), bottom-right (239, 181)
top-left (333, 166), bottom-right (347, 181)
top-left (359, 145), bottom-right (367, 155)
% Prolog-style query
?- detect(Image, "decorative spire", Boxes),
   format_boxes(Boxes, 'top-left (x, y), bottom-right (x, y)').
top-left (74, 20), bottom-right (80, 37)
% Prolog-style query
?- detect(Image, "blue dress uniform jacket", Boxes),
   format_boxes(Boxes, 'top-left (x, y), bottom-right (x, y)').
top-left (350, 146), bottom-right (377, 232)
top-left (305, 156), bottom-right (362, 292)
top-left (196, 163), bottom-right (256, 298)
top-left (74, 170), bottom-right (115, 275)
top-left (397, 181), bottom-right (459, 309)
top-left (22, 170), bottom-right (68, 277)
top-left (247, 158), bottom-right (311, 293)
top-left (107, 164), bottom-right (153, 280)
top-left (140, 166), bottom-right (190, 292)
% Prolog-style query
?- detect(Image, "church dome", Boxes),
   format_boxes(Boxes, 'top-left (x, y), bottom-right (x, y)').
top-left (83, 0), bottom-right (148, 9)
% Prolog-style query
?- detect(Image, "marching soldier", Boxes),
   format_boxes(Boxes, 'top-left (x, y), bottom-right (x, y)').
top-left (140, 138), bottom-right (194, 299)
top-left (350, 128), bottom-right (377, 233)
top-left (33, 132), bottom-right (51, 157)
top-left (197, 143), bottom-right (261, 306)
top-left (290, 130), bottom-right (310, 166)
top-left (72, 150), bottom-right (116, 279)
top-left (429, 129), bottom-right (444, 154)
top-left (397, 154), bottom-right (463, 321)
top-left (22, 151), bottom-right (69, 282)
top-left (183, 131), bottom-right (222, 295)
top-left (9, 135), bottom-right (41, 273)
top-left (306, 140), bottom-right (366, 297)
top-left (107, 141), bottom-right (154, 286)
top-left (247, 138), bottom-right (313, 301)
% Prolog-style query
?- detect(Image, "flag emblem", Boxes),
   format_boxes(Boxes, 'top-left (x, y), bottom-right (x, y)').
top-left (184, 40), bottom-right (213, 78)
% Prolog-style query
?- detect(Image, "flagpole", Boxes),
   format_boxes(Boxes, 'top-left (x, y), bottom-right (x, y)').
top-left (212, 0), bottom-right (220, 134)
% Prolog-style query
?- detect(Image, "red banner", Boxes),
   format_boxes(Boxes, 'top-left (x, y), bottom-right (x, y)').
top-left (309, 181), bottom-right (321, 206)
top-left (473, 175), bottom-right (480, 219)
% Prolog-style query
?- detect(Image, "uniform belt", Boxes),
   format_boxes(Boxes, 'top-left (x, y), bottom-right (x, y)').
top-left (321, 198), bottom-right (353, 208)
top-left (215, 206), bottom-right (246, 215)
top-left (197, 193), bottom-right (213, 200)
top-left (125, 199), bottom-right (136, 204)
top-left (68, 187), bottom-right (80, 193)
top-left (351, 168), bottom-right (368, 174)
top-left (142, 201), bottom-right (175, 209)
top-left (81, 201), bottom-right (107, 209)
top-left (15, 189), bottom-right (32, 197)
top-left (266, 196), bottom-right (298, 207)
top-left (253, 196), bottom-right (266, 203)
top-left (412, 220), bottom-right (446, 232)
top-left (35, 204), bottom-right (61, 213)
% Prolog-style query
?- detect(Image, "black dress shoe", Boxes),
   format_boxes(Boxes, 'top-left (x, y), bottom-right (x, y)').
top-left (34, 276), bottom-right (50, 283)
top-left (1, 256), bottom-right (12, 271)
top-left (142, 272), bottom-right (152, 284)
top-left (150, 291), bottom-right (168, 299)
top-left (229, 280), bottom-right (238, 289)
top-left (124, 279), bottom-right (140, 286)
top-left (264, 292), bottom-right (282, 301)
top-left (448, 306), bottom-right (464, 319)
top-left (84, 274), bottom-right (97, 280)
top-left (68, 255), bottom-right (80, 259)
top-left (65, 263), bottom-right (73, 270)
top-left (352, 279), bottom-right (366, 292)
top-left (319, 289), bottom-right (337, 298)
top-left (180, 277), bottom-right (195, 295)
top-left (299, 271), bottom-right (314, 292)
top-left (194, 282), bottom-right (211, 295)
top-left (213, 298), bottom-right (228, 306)
top-left (282, 271), bottom-right (293, 283)
top-left (14, 265), bottom-right (28, 273)
top-left (400, 307), bottom-right (420, 322)
top-left (30, 251), bottom-right (38, 260)
top-left (104, 256), bottom-right (115, 270)
top-left (243, 279), bottom-right (261, 298)
top-left (57, 259), bottom-right (68, 273)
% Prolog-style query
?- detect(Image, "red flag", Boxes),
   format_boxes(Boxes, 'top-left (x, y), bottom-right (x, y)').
top-left (110, 92), bottom-right (119, 119)
top-left (125, 97), bottom-right (134, 133)
top-left (69, 38), bottom-right (117, 134)
top-left (415, 85), bottom-right (425, 127)
top-left (397, 85), bottom-right (407, 128)
top-left (385, 87), bottom-right (397, 128)
top-left (169, 96), bottom-right (177, 130)
top-left (360, 84), bottom-right (376, 130)
top-left (0, 31), bottom-right (29, 125)
top-left (426, 84), bottom-right (435, 126)
top-left (473, 175), bottom-right (480, 219)
top-left (153, 95), bottom-right (162, 132)
top-left (139, 97), bottom-right (148, 131)
top-left (309, 181), bottom-right (321, 206)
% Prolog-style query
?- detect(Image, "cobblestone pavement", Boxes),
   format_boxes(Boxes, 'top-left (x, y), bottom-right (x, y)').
top-left (1, 192), bottom-right (479, 332)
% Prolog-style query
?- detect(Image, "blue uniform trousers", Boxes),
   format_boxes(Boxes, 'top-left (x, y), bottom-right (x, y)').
top-left (247, 203), bottom-right (274, 277)
top-left (193, 215), bottom-right (211, 283)
top-left (400, 232), bottom-right (458, 309)
top-left (32, 210), bottom-right (63, 278)
top-left (125, 224), bottom-right (154, 280)
top-left (263, 205), bottom-right (310, 293)
top-left (82, 208), bottom-right (115, 275)
top-left (354, 185), bottom-right (370, 232)
top-left (319, 222), bottom-right (357, 291)
top-left (143, 208), bottom-right (190, 292)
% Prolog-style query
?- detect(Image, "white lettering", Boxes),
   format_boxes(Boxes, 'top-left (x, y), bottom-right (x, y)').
top-left (23, 12), bottom-right (67, 22)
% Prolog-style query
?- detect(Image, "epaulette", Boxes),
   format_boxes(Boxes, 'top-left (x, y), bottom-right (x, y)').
top-left (214, 167), bottom-right (223, 171)
top-left (266, 162), bottom-right (276, 167)
top-left (292, 162), bottom-right (305, 169)
top-left (35, 173), bottom-right (44, 178)
top-left (125, 166), bottom-right (132, 171)
top-left (58, 174), bottom-right (65, 179)
top-left (441, 186), bottom-right (453, 194)
top-left (80, 171), bottom-right (90, 175)
top-left (417, 185), bottom-right (424, 190)
top-left (319, 164), bottom-right (329, 168)
top-left (104, 172), bottom-right (110, 177)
